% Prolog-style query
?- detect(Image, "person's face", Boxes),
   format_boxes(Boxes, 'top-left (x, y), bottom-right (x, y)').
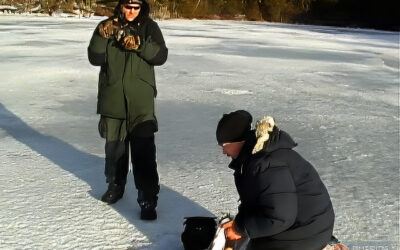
top-left (122, 3), bottom-right (141, 22)
top-left (219, 141), bottom-right (245, 159)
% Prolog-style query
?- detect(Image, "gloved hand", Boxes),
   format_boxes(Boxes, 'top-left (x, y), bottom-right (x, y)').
top-left (115, 24), bottom-right (141, 51)
top-left (98, 18), bottom-right (124, 39)
top-left (221, 221), bottom-right (242, 241)
top-left (121, 34), bottom-right (141, 50)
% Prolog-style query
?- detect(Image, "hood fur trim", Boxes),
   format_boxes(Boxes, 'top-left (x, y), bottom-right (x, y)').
top-left (252, 116), bottom-right (275, 154)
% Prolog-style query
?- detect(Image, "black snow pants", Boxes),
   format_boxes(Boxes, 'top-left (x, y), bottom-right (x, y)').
top-left (99, 116), bottom-right (160, 203)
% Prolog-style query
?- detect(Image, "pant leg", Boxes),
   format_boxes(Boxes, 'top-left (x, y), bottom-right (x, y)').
top-left (105, 141), bottom-right (129, 185)
top-left (130, 135), bottom-right (160, 202)
top-left (99, 116), bottom-right (129, 185)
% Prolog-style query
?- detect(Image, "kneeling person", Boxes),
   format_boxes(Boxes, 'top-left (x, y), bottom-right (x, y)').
top-left (216, 110), bottom-right (335, 250)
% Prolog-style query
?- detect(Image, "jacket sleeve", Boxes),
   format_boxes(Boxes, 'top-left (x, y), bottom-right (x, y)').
top-left (234, 166), bottom-right (297, 239)
top-left (137, 21), bottom-right (168, 66)
top-left (87, 22), bottom-right (109, 66)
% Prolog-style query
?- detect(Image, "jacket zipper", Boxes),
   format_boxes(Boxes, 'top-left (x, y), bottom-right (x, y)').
top-left (122, 52), bottom-right (129, 130)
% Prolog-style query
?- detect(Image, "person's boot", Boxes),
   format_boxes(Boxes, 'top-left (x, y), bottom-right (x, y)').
top-left (101, 183), bottom-right (125, 204)
top-left (137, 190), bottom-right (157, 220)
top-left (139, 200), bottom-right (157, 220)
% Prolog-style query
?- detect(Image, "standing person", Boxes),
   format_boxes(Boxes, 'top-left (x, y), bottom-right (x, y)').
top-left (87, 0), bottom-right (168, 220)
top-left (215, 110), bottom-right (335, 249)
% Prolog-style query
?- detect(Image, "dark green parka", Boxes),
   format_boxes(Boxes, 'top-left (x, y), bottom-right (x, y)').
top-left (88, 0), bottom-right (168, 132)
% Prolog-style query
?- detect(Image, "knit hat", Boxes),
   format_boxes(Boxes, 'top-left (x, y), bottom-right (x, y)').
top-left (120, 0), bottom-right (142, 4)
top-left (115, 0), bottom-right (149, 23)
top-left (216, 110), bottom-right (252, 144)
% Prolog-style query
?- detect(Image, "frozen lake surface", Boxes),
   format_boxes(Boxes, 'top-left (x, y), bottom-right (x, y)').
top-left (0, 15), bottom-right (398, 249)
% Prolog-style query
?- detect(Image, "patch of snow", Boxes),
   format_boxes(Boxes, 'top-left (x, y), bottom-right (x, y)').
top-left (204, 88), bottom-right (253, 95)
top-left (0, 5), bottom-right (18, 11)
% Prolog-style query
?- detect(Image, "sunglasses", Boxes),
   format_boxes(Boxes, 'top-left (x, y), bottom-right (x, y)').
top-left (123, 5), bottom-right (141, 10)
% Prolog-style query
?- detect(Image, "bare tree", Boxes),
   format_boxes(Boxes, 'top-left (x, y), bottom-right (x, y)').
top-left (192, 0), bottom-right (200, 14)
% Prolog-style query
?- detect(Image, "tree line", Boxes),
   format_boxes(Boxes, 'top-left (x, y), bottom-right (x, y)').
top-left (2, 0), bottom-right (399, 30)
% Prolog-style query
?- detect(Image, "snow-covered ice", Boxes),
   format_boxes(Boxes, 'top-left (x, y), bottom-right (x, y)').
top-left (0, 16), bottom-right (398, 249)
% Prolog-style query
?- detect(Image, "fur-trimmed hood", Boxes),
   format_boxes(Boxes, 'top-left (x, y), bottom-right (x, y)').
top-left (228, 129), bottom-right (297, 171)
top-left (252, 116), bottom-right (297, 154)
top-left (262, 129), bottom-right (297, 153)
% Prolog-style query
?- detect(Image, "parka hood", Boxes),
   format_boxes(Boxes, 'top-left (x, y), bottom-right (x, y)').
top-left (228, 130), bottom-right (297, 171)
top-left (114, 0), bottom-right (150, 24)
top-left (263, 130), bottom-right (297, 154)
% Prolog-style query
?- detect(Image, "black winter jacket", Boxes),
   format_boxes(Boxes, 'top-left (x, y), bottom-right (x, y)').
top-left (231, 130), bottom-right (334, 250)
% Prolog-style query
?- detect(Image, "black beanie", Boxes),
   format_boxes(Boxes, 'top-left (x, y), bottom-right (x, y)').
top-left (216, 110), bottom-right (252, 144)
top-left (120, 0), bottom-right (142, 4)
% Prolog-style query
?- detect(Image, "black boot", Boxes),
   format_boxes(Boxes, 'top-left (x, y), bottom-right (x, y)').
top-left (138, 190), bottom-right (157, 220)
top-left (102, 139), bottom-right (129, 204)
top-left (101, 183), bottom-right (125, 204)
top-left (139, 200), bottom-right (157, 220)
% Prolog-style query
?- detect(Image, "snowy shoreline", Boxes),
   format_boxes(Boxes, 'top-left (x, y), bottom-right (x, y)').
top-left (0, 12), bottom-right (398, 35)
top-left (0, 11), bottom-right (104, 20)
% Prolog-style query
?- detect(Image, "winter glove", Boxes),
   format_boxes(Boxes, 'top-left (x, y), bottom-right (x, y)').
top-left (115, 24), bottom-right (141, 51)
top-left (98, 18), bottom-right (124, 39)
top-left (221, 221), bottom-right (242, 241)
top-left (121, 34), bottom-right (141, 50)
top-left (323, 244), bottom-right (349, 250)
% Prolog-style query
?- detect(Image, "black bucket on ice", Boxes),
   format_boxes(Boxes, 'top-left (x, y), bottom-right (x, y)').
top-left (181, 216), bottom-right (217, 250)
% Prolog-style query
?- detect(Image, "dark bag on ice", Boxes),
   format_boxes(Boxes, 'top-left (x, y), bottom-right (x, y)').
top-left (181, 216), bottom-right (217, 250)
